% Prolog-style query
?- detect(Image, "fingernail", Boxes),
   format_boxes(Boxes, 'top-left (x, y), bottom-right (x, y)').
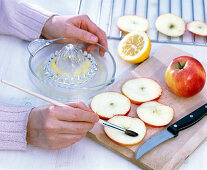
top-left (95, 115), bottom-right (99, 122)
top-left (90, 35), bottom-right (98, 42)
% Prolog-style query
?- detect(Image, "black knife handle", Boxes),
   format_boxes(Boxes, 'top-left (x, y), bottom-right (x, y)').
top-left (167, 103), bottom-right (207, 136)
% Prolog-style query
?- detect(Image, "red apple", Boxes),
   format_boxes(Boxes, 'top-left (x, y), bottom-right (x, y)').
top-left (165, 56), bottom-right (206, 97)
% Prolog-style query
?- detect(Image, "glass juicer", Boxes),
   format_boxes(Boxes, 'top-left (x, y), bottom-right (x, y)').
top-left (27, 38), bottom-right (116, 102)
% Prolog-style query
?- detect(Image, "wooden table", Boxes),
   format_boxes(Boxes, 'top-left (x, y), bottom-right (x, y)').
top-left (0, 0), bottom-right (206, 169)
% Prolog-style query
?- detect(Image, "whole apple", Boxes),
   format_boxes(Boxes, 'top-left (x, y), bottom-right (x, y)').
top-left (165, 56), bottom-right (206, 97)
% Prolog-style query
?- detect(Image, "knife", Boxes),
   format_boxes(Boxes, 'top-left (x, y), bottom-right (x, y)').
top-left (136, 103), bottom-right (207, 159)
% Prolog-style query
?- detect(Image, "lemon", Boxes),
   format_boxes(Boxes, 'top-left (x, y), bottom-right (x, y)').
top-left (118, 31), bottom-right (151, 63)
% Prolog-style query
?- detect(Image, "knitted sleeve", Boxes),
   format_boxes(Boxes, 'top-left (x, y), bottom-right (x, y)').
top-left (0, 103), bottom-right (33, 150)
top-left (0, 0), bottom-right (54, 150)
top-left (0, 0), bottom-right (54, 41)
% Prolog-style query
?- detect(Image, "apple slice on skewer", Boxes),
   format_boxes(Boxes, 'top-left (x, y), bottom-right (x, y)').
top-left (122, 78), bottom-right (162, 104)
top-left (117, 15), bottom-right (149, 33)
top-left (90, 92), bottom-right (131, 120)
top-left (104, 116), bottom-right (146, 146)
top-left (187, 21), bottom-right (207, 37)
top-left (156, 13), bottom-right (185, 37)
top-left (137, 101), bottom-right (174, 127)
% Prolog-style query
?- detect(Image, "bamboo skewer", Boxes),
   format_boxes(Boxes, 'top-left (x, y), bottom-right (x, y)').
top-left (1, 80), bottom-right (66, 107)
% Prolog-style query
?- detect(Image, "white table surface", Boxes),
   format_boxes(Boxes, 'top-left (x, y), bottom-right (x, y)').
top-left (0, 0), bottom-right (207, 169)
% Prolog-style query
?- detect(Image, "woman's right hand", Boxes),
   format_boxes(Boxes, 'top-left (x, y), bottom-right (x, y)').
top-left (42, 15), bottom-right (108, 56)
top-left (26, 102), bottom-right (99, 150)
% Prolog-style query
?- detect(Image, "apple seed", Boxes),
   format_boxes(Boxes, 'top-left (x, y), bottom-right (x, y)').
top-left (152, 109), bottom-right (158, 114)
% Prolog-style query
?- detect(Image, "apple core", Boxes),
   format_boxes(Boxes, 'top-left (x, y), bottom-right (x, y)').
top-left (169, 24), bottom-right (175, 29)
top-left (140, 86), bottom-right (145, 90)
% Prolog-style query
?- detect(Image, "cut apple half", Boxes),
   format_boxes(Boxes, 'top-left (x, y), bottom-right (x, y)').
top-left (156, 13), bottom-right (185, 37)
top-left (90, 92), bottom-right (131, 120)
top-left (104, 116), bottom-right (146, 146)
top-left (137, 101), bottom-right (174, 127)
top-left (122, 78), bottom-right (162, 104)
top-left (187, 21), bottom-right (207, 37)
top-left (117, 15), bottom-right (149, 33)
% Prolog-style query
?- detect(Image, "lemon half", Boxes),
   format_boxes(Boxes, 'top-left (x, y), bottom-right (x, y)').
top-left (118, 31), bottom-right (151, 63)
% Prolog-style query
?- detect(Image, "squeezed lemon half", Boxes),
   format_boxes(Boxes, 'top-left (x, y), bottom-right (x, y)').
top-left (118, 31), bottom-right (151, 63)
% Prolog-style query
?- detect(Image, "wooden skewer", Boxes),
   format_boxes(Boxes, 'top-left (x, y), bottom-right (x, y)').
top-left (1, 79), bottom-right (138, 137)
top-left (1, 80), bottom-right (66, 107)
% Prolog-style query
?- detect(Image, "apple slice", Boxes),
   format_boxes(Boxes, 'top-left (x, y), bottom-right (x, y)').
top-left (137, 101), bottom-right (174, 127)
top-left (90, 92), bottom-right (131, 120)
top-left (156, 13), bottom-right (185, 37)
top-left (187, 21), bottom-right (207, 37)
top-left (122, 78), bottom-right (162, 104)
top-left (104, 116), bottom-right (146, 146)
top-left (117, 15), bottom-right (149, 33)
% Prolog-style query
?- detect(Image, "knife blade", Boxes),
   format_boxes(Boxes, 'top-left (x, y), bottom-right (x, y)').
top-left (136, 103), bottom-right (207, 159)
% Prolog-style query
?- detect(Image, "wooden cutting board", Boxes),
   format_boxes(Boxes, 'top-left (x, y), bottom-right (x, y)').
top-left (87, 46), bottom-right (207, 170)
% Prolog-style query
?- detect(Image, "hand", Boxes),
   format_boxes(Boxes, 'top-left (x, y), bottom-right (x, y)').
top-left (41, 15), bottom-right (108, 56)
top-left (26, 102), bottom-right (99, 150)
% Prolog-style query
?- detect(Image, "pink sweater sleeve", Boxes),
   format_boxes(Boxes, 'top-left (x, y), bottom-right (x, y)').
top-left (0, 0), bottom-right (54, 41)
top-left (0, 103), bottom-right (33, 150)
top-left (0, 0), bottom-right (54, 150)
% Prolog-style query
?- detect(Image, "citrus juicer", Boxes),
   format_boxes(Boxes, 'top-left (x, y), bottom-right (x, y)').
top-left (27, 38), bottom-right (116, 101)
top-left (44, 43), bottom-right (98, 87)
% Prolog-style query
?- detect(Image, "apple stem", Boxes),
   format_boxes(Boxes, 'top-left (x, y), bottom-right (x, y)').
top-left (176, 61), bottom-right (186, 69)
top-left (177, 61), bottom-right (182, 69)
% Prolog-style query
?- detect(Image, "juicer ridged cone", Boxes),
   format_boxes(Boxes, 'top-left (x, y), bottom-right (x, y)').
top-left (43, 44), bottom-right (98, 87)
